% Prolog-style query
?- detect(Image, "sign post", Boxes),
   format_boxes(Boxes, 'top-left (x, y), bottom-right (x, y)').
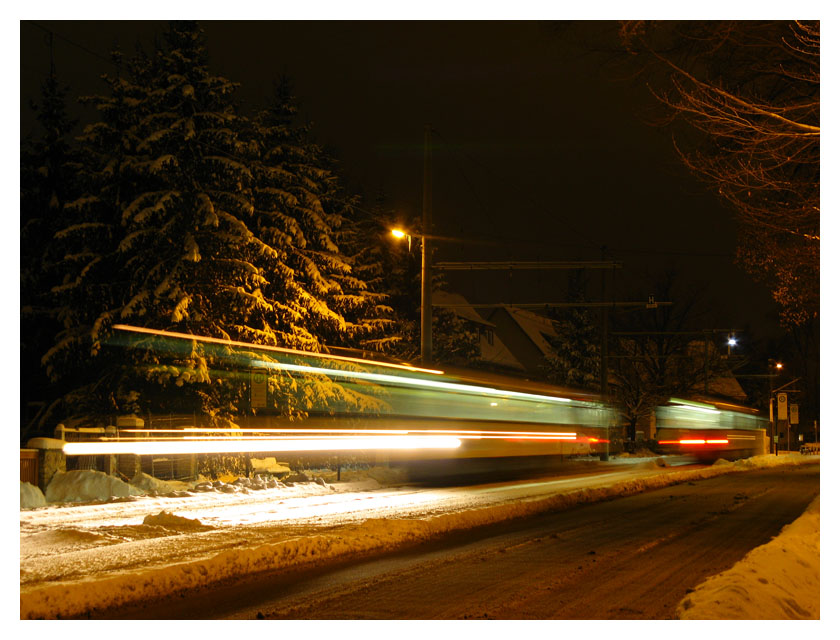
top-left (250, 369), bottom-right (267, 409)
top-left (776, 393), bottom-right (788, 453)
top-left (777, 393), bottom-right (788, 420)
top-left (789, 404), bottom-right (799, 449)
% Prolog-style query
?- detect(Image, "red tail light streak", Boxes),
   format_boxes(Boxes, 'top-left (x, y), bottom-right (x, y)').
top-left (657, 439), bottom-right (730, 446)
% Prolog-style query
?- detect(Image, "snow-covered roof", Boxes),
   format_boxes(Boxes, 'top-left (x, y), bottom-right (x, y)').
top-left (503, 307), bottom-right (556, 358)
top-left (478, 331), bottom-right (525, 371)
top-left (433, 291), bottom-right (494, 327)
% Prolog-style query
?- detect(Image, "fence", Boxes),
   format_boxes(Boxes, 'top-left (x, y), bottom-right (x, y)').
top-left (20, 449), bottom-right (39, 485)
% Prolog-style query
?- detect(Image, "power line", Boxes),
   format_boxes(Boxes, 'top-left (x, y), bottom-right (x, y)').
top-left (25, 21), bottom-right (118, 67)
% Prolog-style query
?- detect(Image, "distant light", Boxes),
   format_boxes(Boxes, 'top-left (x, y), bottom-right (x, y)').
top-left (490, 402), bottom-right (498, 407)
top-left (728, 337), bottom-right (737, 346)
top-left (776, 362), bottom-right (783, 370)
top-left (391, 229), bottom-right (407, 239)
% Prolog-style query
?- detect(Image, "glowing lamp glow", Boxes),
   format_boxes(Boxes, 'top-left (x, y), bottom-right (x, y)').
top-left (63, 435), bottom-right (462, 456)
top-left (391, 229), bottom-right (407, 239)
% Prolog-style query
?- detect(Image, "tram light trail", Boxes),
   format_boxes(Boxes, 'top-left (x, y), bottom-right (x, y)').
top-left (63, 435), bottom-right (463, 456)
top-left (110, 324), bottom-right (578, 408)
top-left (112, 324), bottom-right (444, 375)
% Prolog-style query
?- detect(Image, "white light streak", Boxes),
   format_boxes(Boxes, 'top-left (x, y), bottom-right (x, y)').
top-left (259, 358), bottom-right (574, 405)
top-left (64, 435), bottom-right (462, 456)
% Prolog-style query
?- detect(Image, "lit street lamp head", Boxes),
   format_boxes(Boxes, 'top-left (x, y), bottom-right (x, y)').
top-left (391, 229), bottom-right (407, 239)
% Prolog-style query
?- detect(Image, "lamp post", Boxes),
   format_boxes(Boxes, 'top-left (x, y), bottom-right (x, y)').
top-left (391, 228), bottom-right (432, 365)
top-left (768, 360), bottom-right (783, 455)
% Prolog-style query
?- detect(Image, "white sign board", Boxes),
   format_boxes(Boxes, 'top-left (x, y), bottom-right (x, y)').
top-left (251, 369), bottom-right (267, 408)
top-left (790, 403), bottom-right (799, 425)
top-left (777, 393), bottom-right (788, 420)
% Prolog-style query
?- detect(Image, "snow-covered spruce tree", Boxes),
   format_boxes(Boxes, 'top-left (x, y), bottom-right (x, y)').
top-left (332, 188), bottom-right (404, 355)
top-left (43, 23), bottom-right (381, 426)
top-left (544, 270), bottom-right (600, 390)
top-left (39, 46), bottom-right (155, 426)
top-left (243, 78), bottom-right (388, 414)
top-left (21, 70), bottom-right (80, 434)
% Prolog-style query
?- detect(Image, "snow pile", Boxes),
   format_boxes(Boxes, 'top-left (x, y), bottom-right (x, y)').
top-left (129, 472), bottom-right (184, 495)
top-left (20, 482), bottom-right (47, 509)
top-left (20, 454), bottom-right (818, 619)
top-left (192, 476), bottom-right (287, 494)
top-left (45, 470), bottom-right (145, 503)
top-left (677, 496), bottom-right (819, 619)
top-left (142, 510), bottom-right (210, 531)
top-left (249, 457), bottom-right (291, 476)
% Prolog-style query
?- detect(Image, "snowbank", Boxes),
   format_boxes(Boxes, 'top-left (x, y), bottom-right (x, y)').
top-left (20, 482), bottom-right (47, 509)
top-left (129, 472), bottom-right (185, 495)
top-left (677, 496), bottom-right (820, 619)
top-left (44, 470), bottom-right (145, 503)
top-left (20, 454), bottom-right (818, 619)
top-left (143, 510), bottom-right (211, 531)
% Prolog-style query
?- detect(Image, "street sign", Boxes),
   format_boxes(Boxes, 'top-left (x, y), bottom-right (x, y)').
top-left (790, 403), bottom-right (799, 425)
top-left (777, 393), bottom-right (788, 420)
top-left (251, 369), bottom-right (267, 408)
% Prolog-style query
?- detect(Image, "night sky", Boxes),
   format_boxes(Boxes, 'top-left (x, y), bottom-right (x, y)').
top-left (19, 19), bottom-right (786, 341)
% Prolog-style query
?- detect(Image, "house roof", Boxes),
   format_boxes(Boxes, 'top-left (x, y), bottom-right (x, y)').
top-left (502, 306), bottom-right (557, 358)
top-left (432, 291), bottom-right (495, 327)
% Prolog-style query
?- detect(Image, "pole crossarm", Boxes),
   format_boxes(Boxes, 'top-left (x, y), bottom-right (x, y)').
top-left (773, 378), bottom-right (802, 394)
top-left (611, 329), bottom-right (743, 335)
top-left (432, 301), bottom-right (673, 309)
top-left (434, 261), bottom-right (623, 270)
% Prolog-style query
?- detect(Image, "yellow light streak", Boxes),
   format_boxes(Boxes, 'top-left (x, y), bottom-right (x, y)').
top-left (112, 324), bottom-right (444, 375)
top-left (118, 427), bottom-right (580, 438)
top-left (64, 435), bottom-right (462, 456)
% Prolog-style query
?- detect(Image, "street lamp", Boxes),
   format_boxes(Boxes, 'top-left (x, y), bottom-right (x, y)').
top-left (391, 227), bottom-right (432, 365)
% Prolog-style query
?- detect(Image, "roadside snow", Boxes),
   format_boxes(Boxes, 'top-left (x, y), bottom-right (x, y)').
top-left (19, 453), bottom-right (818, 619)
top-left (44, 470), bottom-right (145, 503)
top-left (677, 495), bottom-right (819, 619)
top-left (20, 482), bottom-right (46, 509)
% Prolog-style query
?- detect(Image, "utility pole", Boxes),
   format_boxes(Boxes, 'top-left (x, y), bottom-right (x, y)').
top-left (421, 125), bottom-right (433, 365)
top-left (600, 246), bottom-right (609, 459)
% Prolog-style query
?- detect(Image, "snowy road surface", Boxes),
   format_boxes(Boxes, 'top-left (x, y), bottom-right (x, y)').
top-left (101, 464), bottom-right (820, 619)
top-left (20, 454), bottom-right (819, 619)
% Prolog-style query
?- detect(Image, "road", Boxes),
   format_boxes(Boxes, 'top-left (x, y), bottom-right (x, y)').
top-left (101, 463), bottom-right (819, 620)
